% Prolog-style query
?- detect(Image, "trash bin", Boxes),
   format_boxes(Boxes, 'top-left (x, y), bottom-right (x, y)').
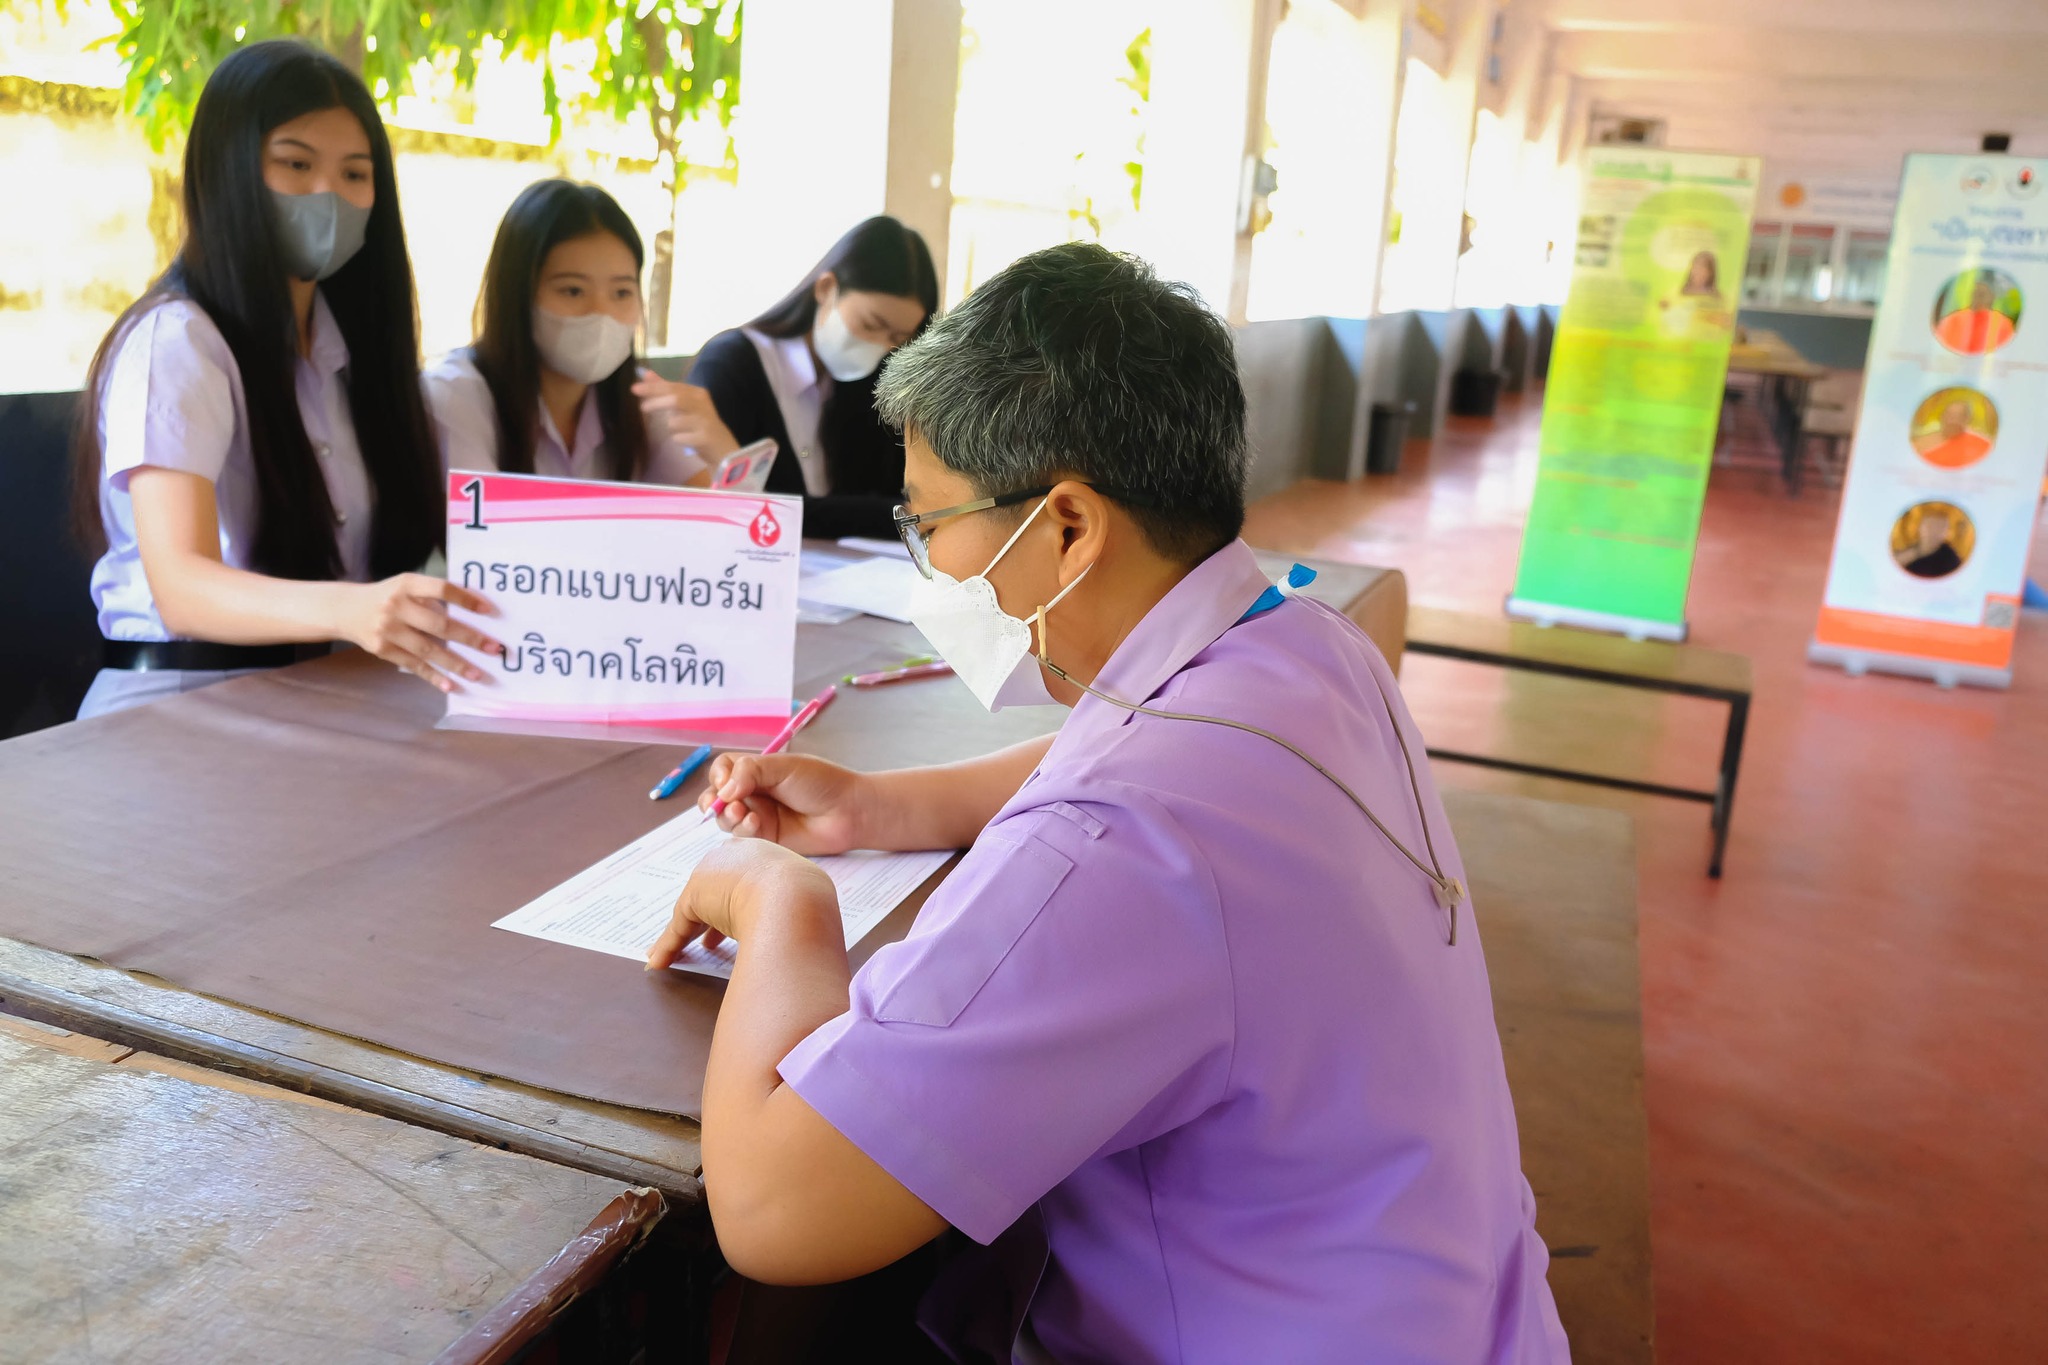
top-left (1450, 368), bottom-right (1503, 417)
top-left (1366, 401), bottom-right (1414, 475)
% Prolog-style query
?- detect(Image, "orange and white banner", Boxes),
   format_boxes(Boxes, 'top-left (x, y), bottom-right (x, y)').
top-left (1811, 153), bottom-right (2048, 688)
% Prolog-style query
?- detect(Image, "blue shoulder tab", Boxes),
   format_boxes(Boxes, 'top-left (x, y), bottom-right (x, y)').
top-left (1237, 563), bottom-right (1318, 622)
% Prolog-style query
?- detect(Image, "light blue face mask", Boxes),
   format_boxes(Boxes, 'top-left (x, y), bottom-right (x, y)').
top-left (268, 189), bottom-right (371, 282)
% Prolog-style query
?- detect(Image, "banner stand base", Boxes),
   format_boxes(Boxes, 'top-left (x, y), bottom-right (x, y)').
top-left (1807, 640), bottom-right (2011, 691)
top-left (1505, 596), bottom-right (1689, 644)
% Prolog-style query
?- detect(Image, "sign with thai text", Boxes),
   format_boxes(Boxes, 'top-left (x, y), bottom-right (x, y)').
top-left (443, 471), bottom-right (801, 741)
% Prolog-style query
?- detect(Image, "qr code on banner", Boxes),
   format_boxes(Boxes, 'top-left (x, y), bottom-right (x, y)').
top-left (1984, 600), bottom-right (2017, 630)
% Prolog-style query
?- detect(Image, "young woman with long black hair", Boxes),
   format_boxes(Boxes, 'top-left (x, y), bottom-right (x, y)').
top-left (424, 178), bottom-right (706, 486)
top-left (637, 216), bottom-right (938, 538)
top-left (75, 39), bottom-right (499, 719)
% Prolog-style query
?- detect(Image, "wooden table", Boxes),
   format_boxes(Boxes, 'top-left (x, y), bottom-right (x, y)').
top-left (1726, 344), bottom-right (1828, 493)
top-left (0, 788), bottom-right (1650, 1362)
top-left (0, 1013), bottom-right (671, 1365)
top-left (0, 547), bottom-right (1654, 1359)
top-left (0, 550), bottom-right (1405, 1204)
top-left (1457, 791), bottom-right (1653, 1364)
top-left (1407, 603), bottom-right (1753, 876)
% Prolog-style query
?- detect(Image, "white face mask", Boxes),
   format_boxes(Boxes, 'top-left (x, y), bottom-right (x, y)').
top-left (907, 498), bottom-right (1091, 711)
top-left (811, 287), bottom-right (892, 382)
top-left (532, 306), bottom-right (637, 385)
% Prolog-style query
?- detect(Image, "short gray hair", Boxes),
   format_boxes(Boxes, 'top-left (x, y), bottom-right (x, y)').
top-left (875, 242), bottom-right (1248, 562)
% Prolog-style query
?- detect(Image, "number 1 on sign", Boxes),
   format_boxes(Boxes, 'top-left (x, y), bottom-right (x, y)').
top-left (463, 477), bottom-right (487, 530)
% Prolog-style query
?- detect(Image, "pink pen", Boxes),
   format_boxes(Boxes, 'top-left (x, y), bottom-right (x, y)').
top-left (709, 684), bottom-right (838, 817)
top-left (843, 661), bottom-right (954, 688)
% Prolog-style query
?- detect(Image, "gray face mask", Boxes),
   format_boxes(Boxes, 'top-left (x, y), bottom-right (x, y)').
top-left (268, 189), bottom-right (371, 282)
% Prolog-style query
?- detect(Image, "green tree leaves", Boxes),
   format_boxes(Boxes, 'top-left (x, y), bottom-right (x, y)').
top-left (40, 0), bottom-right (742, 157)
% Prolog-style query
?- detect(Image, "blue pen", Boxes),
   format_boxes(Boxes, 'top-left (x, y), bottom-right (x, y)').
top-left (649, 743), bottom-right (715, 801)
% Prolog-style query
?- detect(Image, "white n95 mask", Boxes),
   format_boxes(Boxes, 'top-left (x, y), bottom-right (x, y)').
top-left (907, 498), bottom-right (1090, 711)
top-left (812, 290), bottom-right (891, 382)
top-left (533, 307), bottom-right (637, 385)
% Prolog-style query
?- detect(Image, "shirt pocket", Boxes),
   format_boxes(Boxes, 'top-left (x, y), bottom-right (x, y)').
top-left (870, 831), bottom-right (1074, 1028)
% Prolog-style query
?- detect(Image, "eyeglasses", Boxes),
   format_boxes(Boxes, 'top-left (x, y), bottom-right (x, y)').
top-left (893, 486), bottom-right (1055, 579)
top-left (892, 483), bottom-right (1141, 579)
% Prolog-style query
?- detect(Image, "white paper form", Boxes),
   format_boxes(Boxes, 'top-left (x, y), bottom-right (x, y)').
top-left (798, 546), bottom-right (865, 625)
top-left (801, 546), bottom-right (865, 577)
top-left (796, 554), bottom-right (922, 624)
top-left (493, 809), bottom-right (952, 979)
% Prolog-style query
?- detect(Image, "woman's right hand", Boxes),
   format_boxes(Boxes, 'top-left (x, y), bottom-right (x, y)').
top-left (698, 753), bottom-right (871, 856)
top-left (633, 376), bottom-right (740, 461)
top-left (341, 573), bottom-right (504, 693)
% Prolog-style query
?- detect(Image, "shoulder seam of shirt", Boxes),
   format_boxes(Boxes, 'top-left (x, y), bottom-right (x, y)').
top-left (120, 296), bottom-right (230, 368)
top-left (423, 348), bottom-right (484, 381)
top-left (104, 298), bottom-right (238, 470)
top-left (421, 349), bottom-right (500, 472)
top-left (429, 356), bottom-right (494, 414)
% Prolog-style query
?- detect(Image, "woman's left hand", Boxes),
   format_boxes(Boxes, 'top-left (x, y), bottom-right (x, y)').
top-left (633, 375), bottom-right (740, 460)
top-left (645, 838), bottom-right (837, 970)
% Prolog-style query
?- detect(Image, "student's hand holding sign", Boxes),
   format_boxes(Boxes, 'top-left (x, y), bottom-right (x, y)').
top-left (342, 574), bottom-right (504, 693)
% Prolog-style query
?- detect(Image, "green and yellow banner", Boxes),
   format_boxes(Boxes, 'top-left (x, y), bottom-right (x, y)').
top-left (1508, 148), bottom-right (1761, 639)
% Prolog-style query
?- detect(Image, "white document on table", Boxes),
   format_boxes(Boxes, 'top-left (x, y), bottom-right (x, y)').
top-left (801, 546), bottom-right (865, 577)
top-left (797, 554), bottom-right (923, 624)
top-left (493, 809), bottom-right (951, 979)
top-left (797, 546), bottom-right (867, 625)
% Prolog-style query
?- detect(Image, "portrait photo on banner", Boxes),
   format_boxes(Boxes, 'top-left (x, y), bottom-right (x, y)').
top-left (1889, 500), bottom-right (1976, 580)
top-left (1909, 387), bottom-right (1999, 469)
top-left (1931, 267), bottom-right (2023, 355)
top-left (1655, 249), bottom-right (1733, 339)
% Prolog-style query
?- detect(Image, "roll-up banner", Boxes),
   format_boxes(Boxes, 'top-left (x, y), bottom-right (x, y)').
top-left (1508, 147), bottom-right (1761, 640)
top-left (1810, 153), bottom-right (2048, 688)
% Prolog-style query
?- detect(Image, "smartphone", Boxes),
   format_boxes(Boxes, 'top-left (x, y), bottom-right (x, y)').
top-left (711, 438), bottom-right (780, 493)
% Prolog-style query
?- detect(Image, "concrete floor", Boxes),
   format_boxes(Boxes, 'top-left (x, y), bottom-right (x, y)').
top-left (1244, 392), bottom-right (2048, 1364)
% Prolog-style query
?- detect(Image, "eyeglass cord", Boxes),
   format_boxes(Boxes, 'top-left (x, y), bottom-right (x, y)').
top-left (1035, 606), bottom-right (1465, 946)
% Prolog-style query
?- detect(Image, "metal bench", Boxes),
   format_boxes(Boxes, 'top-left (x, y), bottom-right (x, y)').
top-left (1405, 606), bottom-right (1754, 876)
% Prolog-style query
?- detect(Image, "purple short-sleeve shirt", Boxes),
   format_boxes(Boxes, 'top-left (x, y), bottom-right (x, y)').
top-left (781, 539), bottom-right (1569, 1365)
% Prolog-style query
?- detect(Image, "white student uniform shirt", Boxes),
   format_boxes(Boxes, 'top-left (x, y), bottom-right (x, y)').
top-left (90, 294), bottom-right (374, 643)
top-left (421, 349), bottom-right (706, 485)
top-left (741, 326), bottom-right (830, 495)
